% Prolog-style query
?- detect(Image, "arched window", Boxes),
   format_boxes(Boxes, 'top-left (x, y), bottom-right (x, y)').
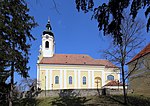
top-left (45, 41), bottom-right (49, 48)
top-left (55, 76), bottom-right (59, 84)
top-left (69, 76), bottom-right (72, 84)
top-left (83, 76), bottom-right (86, 85)
top-left (107, 75), bottom-right (114, 80)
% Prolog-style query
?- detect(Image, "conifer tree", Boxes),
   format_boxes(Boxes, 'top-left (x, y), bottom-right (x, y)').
top-left (0, 0), bottom-right (37, 105)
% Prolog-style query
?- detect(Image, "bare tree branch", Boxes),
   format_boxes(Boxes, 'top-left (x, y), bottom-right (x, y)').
top-left (102, 13), bottom-right (146, 104)
top-left (52, 0), bottom-right (60, 14)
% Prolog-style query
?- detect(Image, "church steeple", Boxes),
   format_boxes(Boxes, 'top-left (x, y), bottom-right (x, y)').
top-left (43, 19), bottom-right (54, 36)
top-left (40, 19), bottom-right (55, 57)
top-left (46, 19), bottom-right (52, 30)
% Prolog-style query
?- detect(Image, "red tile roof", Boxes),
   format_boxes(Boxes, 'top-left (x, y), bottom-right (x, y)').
top-left (104, 80), bottom-right (123, 86)
top-left (39, 54), bottom-right (117, 68)
top-left (127, 43), bottom-right (150, 64)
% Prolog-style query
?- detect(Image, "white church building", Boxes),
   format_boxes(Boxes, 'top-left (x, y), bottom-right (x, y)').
top-left (37, 20), bottom-right (121, 90)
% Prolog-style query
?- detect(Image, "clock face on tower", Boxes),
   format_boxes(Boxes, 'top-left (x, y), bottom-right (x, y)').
top-left (46, 35), bottom-right (49, 39)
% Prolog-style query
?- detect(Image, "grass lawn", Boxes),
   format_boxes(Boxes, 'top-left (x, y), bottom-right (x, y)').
top-left (13, 95), bottom-right (150, 106)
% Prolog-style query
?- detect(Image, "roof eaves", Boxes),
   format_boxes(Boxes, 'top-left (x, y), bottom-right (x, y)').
top-left (38, 63), bottom-right (105, 66)
top-left (126, 52), bottom-right (150, 64)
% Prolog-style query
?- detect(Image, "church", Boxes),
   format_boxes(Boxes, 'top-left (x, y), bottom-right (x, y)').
top-left (37, 20), bottom-right (121, 90)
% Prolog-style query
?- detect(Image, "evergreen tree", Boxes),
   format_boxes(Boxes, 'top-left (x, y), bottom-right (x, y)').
top-left (0, 0), bottom-right (37, 105)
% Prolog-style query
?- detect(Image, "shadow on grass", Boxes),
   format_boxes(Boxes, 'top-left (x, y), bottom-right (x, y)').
top-left (107, 95), bottom-right (150, 106)
top-left (127, 95), bottom-right (150, 106)
top-left (51, 89), bottom-right (91, 106)
top-left (13, 89), bottom-right (42, 106)
top-left (106, 95), bottom-right (125, 105)
top-left (13, 98), bottom-right (40, 106)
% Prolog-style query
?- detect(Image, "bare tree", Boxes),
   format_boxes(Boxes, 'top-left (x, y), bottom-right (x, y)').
top-left (14, 78), bottom-right (41, 100)
top-left (18, 78), bottom-right (37, 91)
top-left (103, 13), bottom-right (145, 104)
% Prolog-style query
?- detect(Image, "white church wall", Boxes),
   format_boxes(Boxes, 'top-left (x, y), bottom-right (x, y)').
top-left (42, 34), bottom-right (54, 57)
top-left (37, 64), bottom-right (107, 90)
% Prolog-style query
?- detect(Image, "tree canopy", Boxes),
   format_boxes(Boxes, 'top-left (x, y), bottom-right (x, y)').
top-left (0, 0), bottom-right (37, 77)
top-left (0, 0), bottom-right (37, 105)
top-left (75, 0), bottom-right (150, 44)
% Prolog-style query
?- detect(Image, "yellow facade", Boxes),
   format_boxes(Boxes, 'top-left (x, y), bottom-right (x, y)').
top-left (40, 70), bottom-right (46, 90)
top-left (80, 71), bottom-right (88, 88)
top-left (37, 65), bottom-right (120, 90)
top-left (52, 70), bottom-right (60, 89)
top-left (94, 71), bottom-right (102, 88)
top-left (66, 70), bottom-right (74, 89)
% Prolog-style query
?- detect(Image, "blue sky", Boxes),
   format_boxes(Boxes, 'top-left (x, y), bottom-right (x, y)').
top-left (15, 0), bottom-right (150, 82)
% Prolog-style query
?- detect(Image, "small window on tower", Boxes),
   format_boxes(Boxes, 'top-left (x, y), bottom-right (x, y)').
top-left (45, 41), bottom-right (49, 48)
top-left (46, 35), bottom-right (49, 39)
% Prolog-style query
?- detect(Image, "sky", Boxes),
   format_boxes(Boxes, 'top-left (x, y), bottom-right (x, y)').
top-left (14, 0), bottom-right (150, 82)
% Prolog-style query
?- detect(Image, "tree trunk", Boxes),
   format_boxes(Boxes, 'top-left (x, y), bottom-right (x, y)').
top-left (9, 62), bottom-right (14, 106)
top-left (9, 43), bottom-right (15, 106)
top-left (121, 64), bottom-right (127, 104)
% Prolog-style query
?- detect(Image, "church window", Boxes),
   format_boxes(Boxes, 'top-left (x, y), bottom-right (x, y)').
top-left (83, 76), bottom-right (86, 85)
top-left (45, 41), bottom-right (49, 48)
top-left (55, 76), bottom-right (59, 84)
top-left (107, 75), bottom-right (114, 80)
top-left (69, 76), bottom-right (72, 84)
top-left (46, 35), bottom-right (49, 39)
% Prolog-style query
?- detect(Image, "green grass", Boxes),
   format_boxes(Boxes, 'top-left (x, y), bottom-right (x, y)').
top-left (37, 97), bottom-right (56, 106)
top-left (13, 95), bottom-right (150, 106)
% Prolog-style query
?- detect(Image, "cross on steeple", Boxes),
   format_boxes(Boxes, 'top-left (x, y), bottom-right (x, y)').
top-left (46, 18), bottom-right (52, 30)
top-left (42, 18), bottom-right (54, 36)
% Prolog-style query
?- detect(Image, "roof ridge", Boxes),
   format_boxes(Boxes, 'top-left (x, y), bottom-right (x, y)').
top-left (54, 54), bottom-right (108, 60)
top-left (54, 53), bottom-right (89, 56)
top-left (54, 54), bottom-right (94, 58)
top-left (127, 43), bottom-right (150, 64)
top-left (95, 59), bottom-right (109, 61)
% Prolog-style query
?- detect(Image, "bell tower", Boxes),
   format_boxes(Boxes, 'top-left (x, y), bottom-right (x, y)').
top-left (40, 19), bottom-right (55, 57)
